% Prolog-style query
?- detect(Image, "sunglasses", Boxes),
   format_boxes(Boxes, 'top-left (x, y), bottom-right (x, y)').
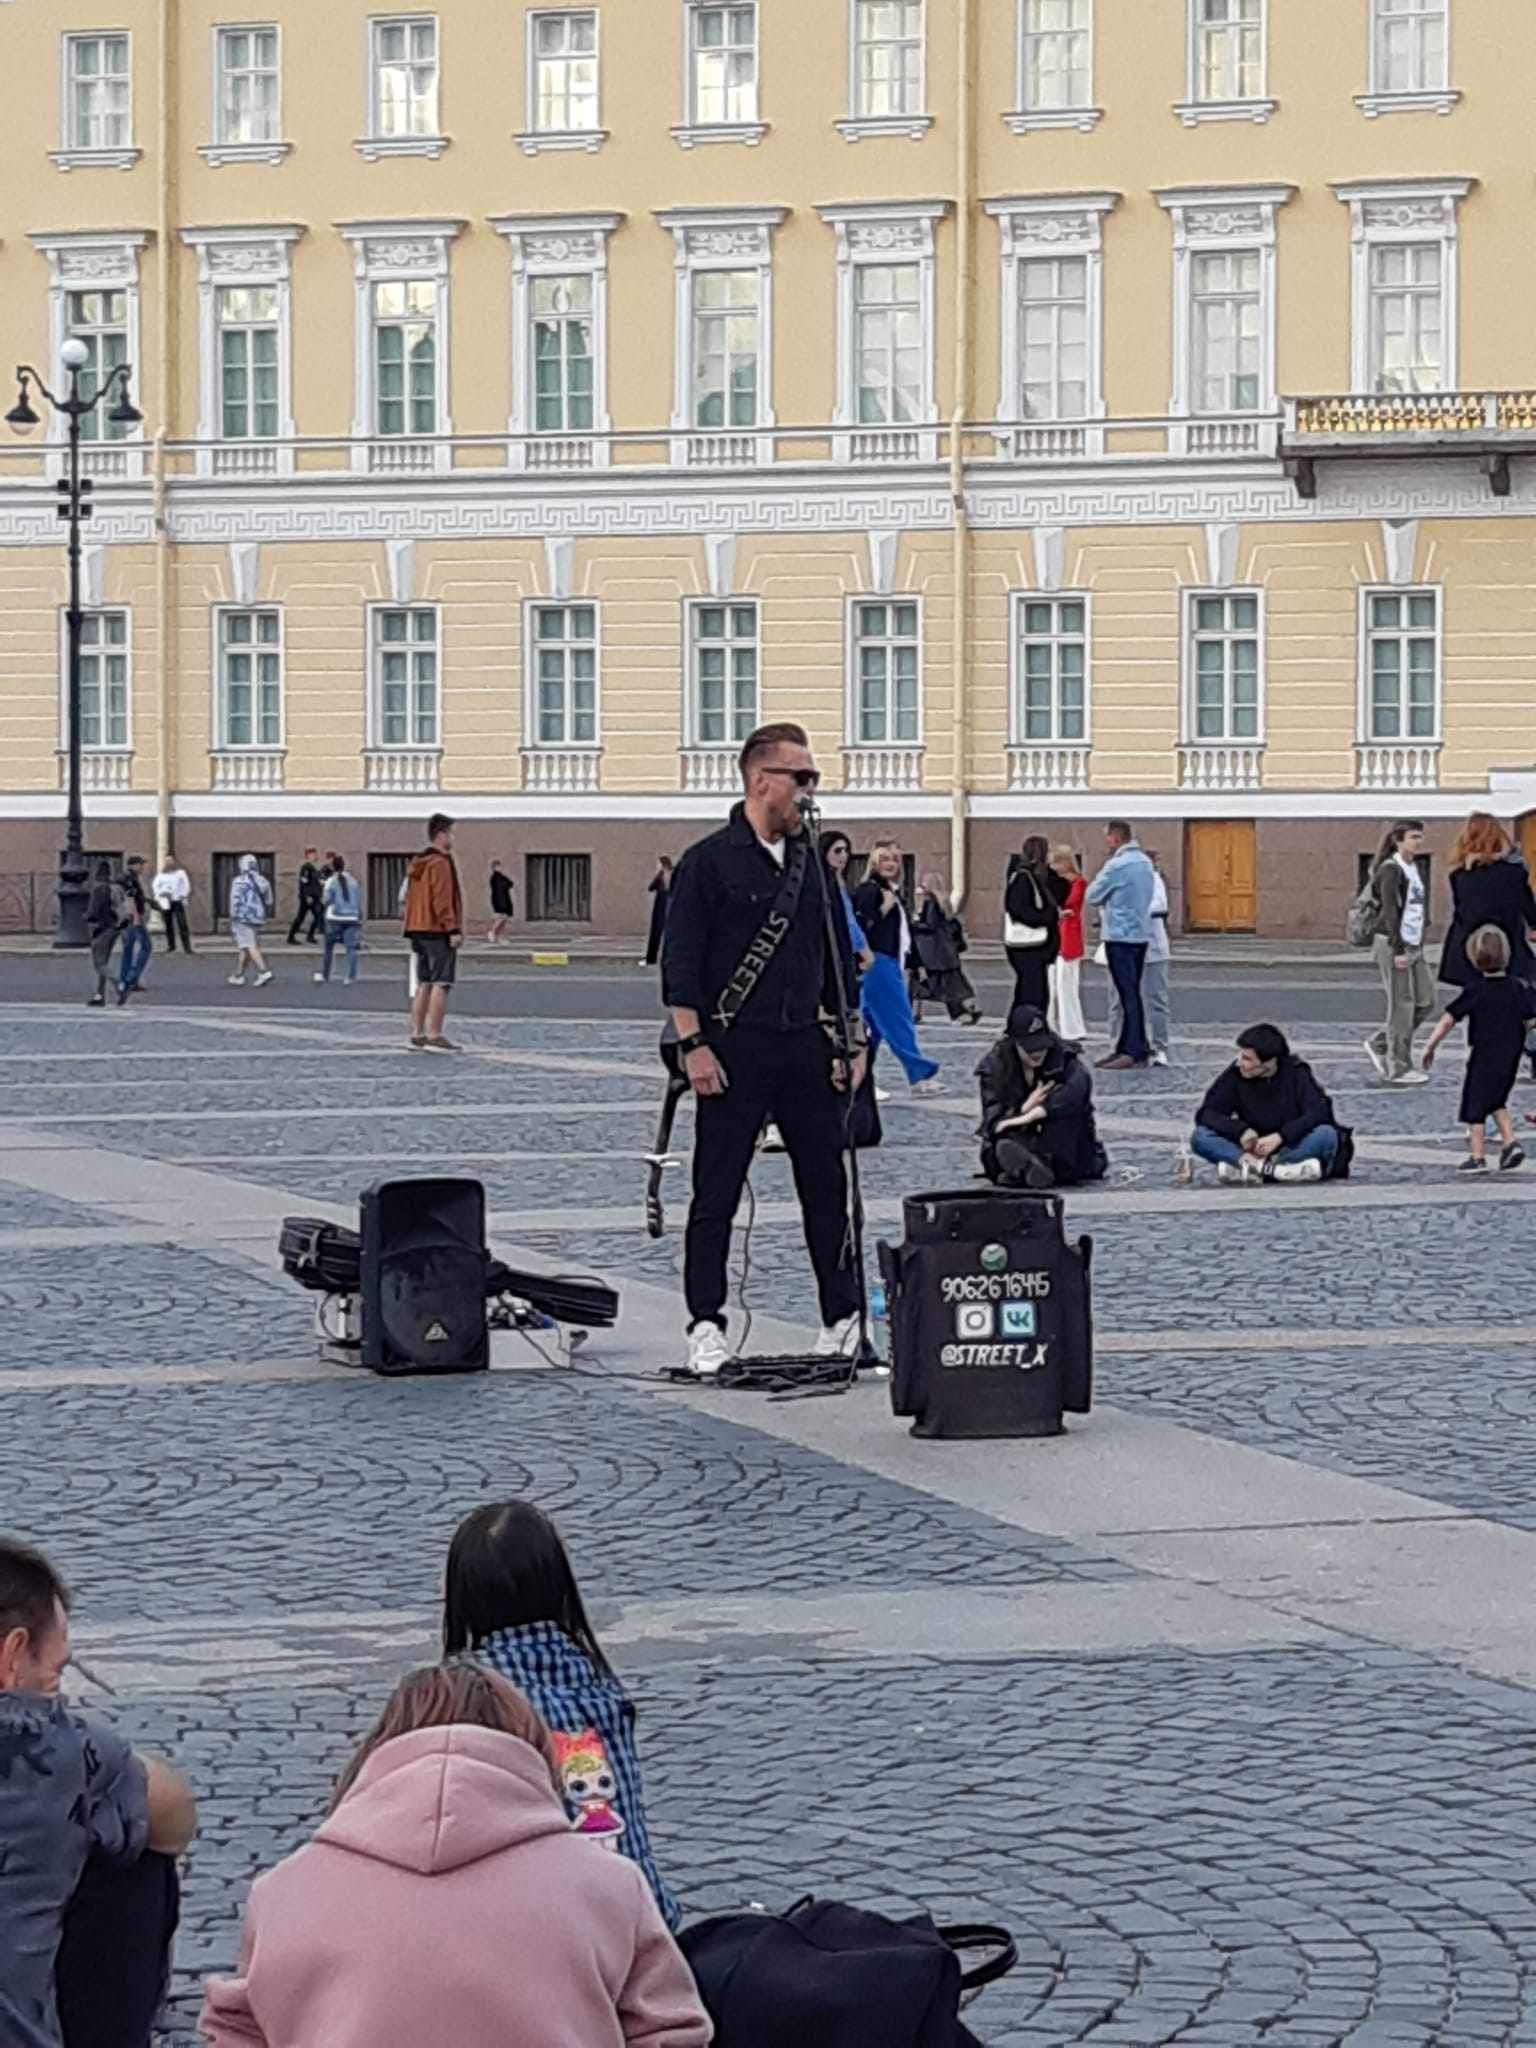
top-left (760, 767), bottom-right (822, 790)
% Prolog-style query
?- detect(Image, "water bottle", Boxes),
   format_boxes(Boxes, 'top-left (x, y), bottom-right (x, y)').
top-left (1173, 1141), bottom-right (1195, 1187)
top-left (869, 1283), bottom-right (887, 1322)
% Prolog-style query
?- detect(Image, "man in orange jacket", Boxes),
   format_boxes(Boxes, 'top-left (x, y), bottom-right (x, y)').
top-left (402, 812), bottom-right (464, 1051)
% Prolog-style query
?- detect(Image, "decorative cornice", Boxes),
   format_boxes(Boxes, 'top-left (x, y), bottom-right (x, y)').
top-left (513, 126), bottom-right (608, 155)
top-left (488, 211), bottom-right (624, 271)
top-left (1155, 184), bottom-right (1296, 247)
top-left (653, 205), bottom-right (788, 267)
top-left (198, 140), bottom-right (294, 167)
top-left (817, 198), bottom-right (952, 260)
top-left (984, 191), bottom-right (1120, 254)
top-left (1004, 107), bottom-right (1104, 135)
top-left (353, 133), bottom-right (449, 162)
top-left (179, 223), bottom-right (305, 285)
top-left (670, 120), bottom-right (768, 149)
top-left (335, 218), bottom-right (467, 278)
top-left (29, 229), bottom-right (151, 287)
top-left (49, 146), bottom-right (143, 173)
top-left (836, 113), bottom-right (933, 143)
top-left (1355, 89), bottom-right (1460, 119)
top-left (1173, 96), bottom-right (1277, 126)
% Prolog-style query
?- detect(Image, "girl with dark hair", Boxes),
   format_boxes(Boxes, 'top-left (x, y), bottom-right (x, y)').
top-left (1364, 820), bottom-right (1434, 1084)
top-left (85, 858), bottom-right (126, 1008)
top-left (1003, 834), bottom-right (1060, 1017)
top-left (819, 829), bottom-right (873, 969)
top-left (202, 1661), bottom-right (709, 2048)
top-left (442, 1500), bottom-right (680, 1929)
top-left (1191, 1025), bottom-right (1345, 1185)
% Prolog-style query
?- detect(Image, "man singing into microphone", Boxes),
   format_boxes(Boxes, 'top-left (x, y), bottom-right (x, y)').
top-left (663, 721), bottom-right (867, 1379)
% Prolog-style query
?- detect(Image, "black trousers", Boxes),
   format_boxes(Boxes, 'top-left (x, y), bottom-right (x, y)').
top-left (1105, 940), bottom-right (1149, 1061)
top-left (162, 903), bottom-right (193, 953)
top-left (288, 897), bottom-right (323, 942)
top-left (1006, 945), bottom-right (1052, 1016)
top-left (55, 1849), bottom-right (180, 2048)
top-left (685, 1026), bottom-right (860, 1331)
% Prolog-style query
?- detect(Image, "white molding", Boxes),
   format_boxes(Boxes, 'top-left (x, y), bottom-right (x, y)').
top-left (80, 543), bottom-right (105, 608)
top-left (355, 133), bottom-right (448, 160)
top-left (654, 205), bottom-right (787, 468)
top-left (199, 140), bottom-right (292, 166)
top-left (1332, 175), bottom-right (1474, 393)
top-left (337, 218), bottom-right (465, 473)
top-left (677, 0), bottom-right (762, 141)
top-left (1203, 520), bottom-right (1239, 587)
top-left (358, 12), bottom-right (444, 160)
top-left (670, 120), bottom-right (767, 148)
top-left (385, 536), bottom-right (416, 603)
top-left (837, 115), bottom-right (932, 142)
top-left (57, 28), bottom-right (138, 165)
top-left (986, 190), bottom-right (1117, 452)
top-left (818, 198), bottom-right (951, 463)
top-left (1173, 96), bottom-right (1276, 126)
top-left (181, 224), bottom-right (303, 478)
top-left (841, 0), bottom-right (929, 138)
top-left (1031, 526), bottom-right (1065, 592)
top-left (1013, 0), bottom-right (1100, 131)
top-left (866, 529), bottom-right (898, 595)
top-left (703, 534), bottom-right (737, 597)
top-left (1004, 107), bottom-right (1103, 135)
top-left (50, 147), bottom-right (143, 172)
top-left (1356, 90), bottom-right (1458, 117)
top-left (227, 540), bottom-right (260, 605)
top-left (1180, 0), bottom-right (1273, 121)
top-left (1155, 184), bottom-right (1293, 448)
top-left (543, 535), bottom-right (574, 599)
top-left (1380, 517), bottom-right (1419, 585)
top-left (1009, 588), bottom-right (1092, 748)
top-left (515, 127), bottom-right (608, 154)
top-left (522, 594), bottom-right (602, 752)
top-left (490, 210), bottom-right (621, 469)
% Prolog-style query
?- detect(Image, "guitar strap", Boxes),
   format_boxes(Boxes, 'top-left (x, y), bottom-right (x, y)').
top-left (660, 836), bottom-right (810, 1066)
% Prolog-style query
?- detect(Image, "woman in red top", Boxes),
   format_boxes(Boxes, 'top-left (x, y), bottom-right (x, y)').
top-left (1048, 846), bottom-right (1088, 1044)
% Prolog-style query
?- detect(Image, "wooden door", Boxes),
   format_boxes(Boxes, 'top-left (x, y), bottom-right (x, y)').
top-left (1519, 813), bottom-right (1536, 877)
top-left (1184, 821), bottom-right (1257, 932)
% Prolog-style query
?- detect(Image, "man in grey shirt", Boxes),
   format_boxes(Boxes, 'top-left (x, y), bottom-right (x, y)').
top-left (1, 1539), bottom-right (197, 2048)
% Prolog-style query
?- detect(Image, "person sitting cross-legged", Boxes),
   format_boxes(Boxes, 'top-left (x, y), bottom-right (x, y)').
top-left (1192, 1024), bottom-right (1345, 1186)
top-left (977, 1004), bottom-right (1108, 1190)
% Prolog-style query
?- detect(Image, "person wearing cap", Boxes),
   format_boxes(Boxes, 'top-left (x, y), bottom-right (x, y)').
top-left (976, 1005), bottom-right (1108, 1190)
top-left (114, 856), bottom-right (152, 1005)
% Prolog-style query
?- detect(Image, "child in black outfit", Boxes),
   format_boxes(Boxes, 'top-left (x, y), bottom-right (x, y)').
top-left (1422, 922), bottom-right (1535, 1173)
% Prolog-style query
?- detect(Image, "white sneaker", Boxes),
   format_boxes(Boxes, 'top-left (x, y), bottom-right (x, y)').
top-left (254, 969), bottom-right (274, 987)
top-left (1363, 1038), bottom-right (1389, 1079)
top-left (1271, 1157), bottom-right (1323, 1183)
top-left (1216, 1161), bottom-right (1244, 1185)
top-left (813, 1313), bottom-right (862, 1359)
top-left (910, 1076), bottom-right (944, 1097)
top-left (226, 974), bottom-right (246, 986)
top-left (1150, 1049), bottom-right (1169, 1067)
top-left (683, 1321), bottom-right (729, 1379)
top-left (312, 972), bottom-right (326, 984)
top-left (760, 1122), bottom-right (786, 1152)
top-left (1388, 1070), bottom-right (1429, 1087)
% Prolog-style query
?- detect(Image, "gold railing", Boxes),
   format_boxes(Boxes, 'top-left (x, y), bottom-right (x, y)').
top-left (1288, 391), bottom-right (1536, 437)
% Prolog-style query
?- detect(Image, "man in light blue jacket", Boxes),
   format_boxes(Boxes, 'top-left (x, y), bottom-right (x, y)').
top-left (1085, 819), bottom-right (1156, 1068)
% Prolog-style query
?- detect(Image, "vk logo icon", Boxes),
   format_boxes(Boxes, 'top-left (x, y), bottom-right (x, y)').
top-left (1000, 1301), bottom-right (1037, 1340)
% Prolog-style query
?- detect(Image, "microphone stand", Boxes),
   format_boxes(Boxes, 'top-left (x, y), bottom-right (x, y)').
top-left (800, 793), bottom-right (879, 1377)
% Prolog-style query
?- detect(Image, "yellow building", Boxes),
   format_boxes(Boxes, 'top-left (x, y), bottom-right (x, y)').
top-left (3, 0), bottom-right (1535, 936)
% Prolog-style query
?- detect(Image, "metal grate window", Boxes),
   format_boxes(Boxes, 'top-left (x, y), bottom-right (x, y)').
top-left (368, 851), bottom-right (412, 921)
top-left (526, 852), bottom-right (592, 922)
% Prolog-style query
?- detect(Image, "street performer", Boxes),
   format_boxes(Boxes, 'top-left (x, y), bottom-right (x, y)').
top-left (663, 721), bottom-right (867, 1379)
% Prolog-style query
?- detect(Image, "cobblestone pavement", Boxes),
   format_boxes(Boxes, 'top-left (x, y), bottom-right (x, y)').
top-left (4, 996), bottom-right (1536, 2046)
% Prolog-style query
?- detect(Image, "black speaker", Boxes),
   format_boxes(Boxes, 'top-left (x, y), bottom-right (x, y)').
top-left (879, 1188), bottom-right (1092, 1439)
top-left (360, 1177), bottom-right (489, 1376)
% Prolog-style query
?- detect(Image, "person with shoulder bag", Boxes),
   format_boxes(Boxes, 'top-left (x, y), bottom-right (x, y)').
top-left (85, 860), bottom-right (128, 1008)
top-left (316, 854), bottom-right (363, 986)
top-left (1003, 835), bottom-right (1060, 1017)
top-left (1363, 820), bottom-right (1434, 1086)
top-left (228, 855), bottom-right (275, 989)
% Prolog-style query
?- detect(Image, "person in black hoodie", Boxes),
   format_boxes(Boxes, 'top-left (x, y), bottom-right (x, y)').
top-left (1192, 1024), bottom-right (1345, 1185)
top-left (286, 847), bottom-right (325, 944)
top-left (977, 1004), bottom-right (1107, 1189)
top-left (85, 859), bottom-right (126, 1007)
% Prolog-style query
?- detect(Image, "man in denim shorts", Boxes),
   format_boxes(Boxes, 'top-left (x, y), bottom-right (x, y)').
top-left (402, 812), bottom-right (464, 1051)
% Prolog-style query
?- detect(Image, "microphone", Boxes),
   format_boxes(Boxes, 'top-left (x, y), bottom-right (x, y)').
top-left (796, 789), bottom-right (821, 820)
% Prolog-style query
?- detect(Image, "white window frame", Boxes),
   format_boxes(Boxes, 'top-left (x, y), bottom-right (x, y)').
top-left (518, 9), bottom-right (606, 154)
top-left (339, 219), bottom-right (464, 473)
top-left (61, 608), bottom-right (133, 754)
top-left (1358, 0), bottom-right (1456, 116)
top-left (1009, 0), bottom-right (1102, 134)
top-left (846, 595), bottom-right (924, 749)
top-left (1333, 179), bottom-right (1471, 394)
top-left (54, 31), bottom-right (140, 170)
top-left (524, 598), bottom-right (602, 751)
top-left (30, 233), bottom-right (148, 482)
top-left (986, 194), bottom-right (1114, 455)
top-left (839, 0), bottom-right (931, 143)
top-left (213, 606), bottom-right (286, 753)
top-left (1177, 0), bottom-right (1275, 125)
top-left (204, 23), bottom-right (290, 166)
top-left (656, 207), bottom-right (785, 466)
top-left (1010, 590), bottom-right (1092, 748)
top-left (684, 597), bottom-right (761, 750)
top-left (367, 603), bottom-right (443, 751)
top-left (182, 226), bottom-right (301, 477)
top-left (490, 213), bottom-right (620, 469)
top-left (1181, 588), bottom-right (1265, 747)
top-left (1156, 185), bottom-right (1292, 452)
top-left (818, 200), bottom-right (950, 464)
top-left (673, 0), bottom-right (766, 148)
top-left (1358, 586), bottom-right (1442, 744)
top-left (358, 13), bottom-right (447, 160)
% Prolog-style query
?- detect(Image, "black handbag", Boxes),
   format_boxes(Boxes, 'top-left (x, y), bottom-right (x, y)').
top-left (679, 1896), bottom-right (1015, 2048)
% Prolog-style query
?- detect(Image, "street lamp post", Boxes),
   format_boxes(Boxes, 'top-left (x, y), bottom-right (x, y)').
top-left (6, 341), bottom-right (142, 948)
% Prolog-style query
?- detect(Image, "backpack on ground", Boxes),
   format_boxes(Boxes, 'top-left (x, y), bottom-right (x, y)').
top-left (1346, 873), bottom-right (1379, 948)
top-left (678, 1896), bottom-right (1015, 2048)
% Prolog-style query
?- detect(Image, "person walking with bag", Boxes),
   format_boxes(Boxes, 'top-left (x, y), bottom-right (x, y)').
top-left (286, 847), bottom-right (324, 945)
top-left (316, 854), bottom-right (364, 986)
top-left (1363, 820), bottom-right (1434, 1086)
top-left (1046, 846), bottom-right (1087, 1044)
top-left (1003, 836), bottom-right (1060, 1018)
top-left (487, 860), bottom-right (516, 945)
top-left (853, 838), bottom-right (942, 1093)
top-left (228, 855), bottom-right (275, 988)
top-left (642, 857), bottom-right (672, 967)
top-left (85, 859), bottom-right (127, 1007)
top-left (1085, 820), bottom-right (1155, 1070)
top-left (114, 855), bottom-right (152, 1005)
top-left (912, 873), bottom-right (981, 1024)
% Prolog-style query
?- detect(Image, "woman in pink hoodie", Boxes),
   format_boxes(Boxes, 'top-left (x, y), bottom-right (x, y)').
top-left (200, 1663), bottom-right (711, 2048)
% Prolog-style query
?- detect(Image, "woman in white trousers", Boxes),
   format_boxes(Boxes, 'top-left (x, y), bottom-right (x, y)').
top-left (1047, 846), bottom-right (1088, 1043)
